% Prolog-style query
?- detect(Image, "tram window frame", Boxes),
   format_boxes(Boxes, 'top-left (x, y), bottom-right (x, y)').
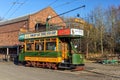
top-left (26, 43), bottom-right (33, 51)
top-left (25, 38), bottom-right (57, 51)
top-left (45, 38), bottom-right (57, 51)
top-left (25, 40), bottom-right (35, 51)
top-left (35, 42), bottom-right (44, 51)
top-left (59, 41), bottom-right (62, 51)
top-left (40, 39), bottom-right (44, 42)
top-left (46, 42), bottom-right (56, 51)
top-left (35, 40), bottom-right (39, 42)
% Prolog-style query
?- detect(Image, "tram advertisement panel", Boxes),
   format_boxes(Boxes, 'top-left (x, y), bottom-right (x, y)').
top-left (25, 30), bottom-right (57, 39)
top-left (71, 29), bottom-right (84, 36)
top-left (58, 28), bottom-right (70, 36)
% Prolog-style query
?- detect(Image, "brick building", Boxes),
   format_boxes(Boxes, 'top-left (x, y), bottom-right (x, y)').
top-left (0, 7), bottom-right (65, 61)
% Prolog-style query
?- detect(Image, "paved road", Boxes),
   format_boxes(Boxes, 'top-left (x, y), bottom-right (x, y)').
top-left (0, 62), bottom-right (119, 80)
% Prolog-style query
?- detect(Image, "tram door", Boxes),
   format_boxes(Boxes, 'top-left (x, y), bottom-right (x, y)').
top-left (60, 38), bottom-right (68, 60)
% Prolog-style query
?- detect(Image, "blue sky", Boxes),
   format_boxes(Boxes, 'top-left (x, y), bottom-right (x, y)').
top-left (0, 0), bottom-right (119, 20)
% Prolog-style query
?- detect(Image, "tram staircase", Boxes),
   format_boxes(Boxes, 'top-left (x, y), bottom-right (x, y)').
top-left (58, 40), bottom-right (83, 69)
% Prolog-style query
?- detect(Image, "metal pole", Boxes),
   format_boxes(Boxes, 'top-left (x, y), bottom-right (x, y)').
top-left (51, 5), bottom-right (85, 19)
top-left (46, 19), bottom-right (49, 31)
top-left (17, 46), bottom-right (19, 56)
top-left (7, 48), bottom-right (9, 61)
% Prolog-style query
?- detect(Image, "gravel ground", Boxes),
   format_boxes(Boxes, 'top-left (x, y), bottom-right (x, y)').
top-left (85, 62), bottom-right (120, 77)
top-left (0, 61), bottom-right (119, 80)
top-left (84, 62), bottom-right (120, 80)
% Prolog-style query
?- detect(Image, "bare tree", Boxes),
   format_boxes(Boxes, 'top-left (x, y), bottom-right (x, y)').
top-left (86, 6), bottom-right (105, 55)
top-left (105, 6), bottom-right (120, 54)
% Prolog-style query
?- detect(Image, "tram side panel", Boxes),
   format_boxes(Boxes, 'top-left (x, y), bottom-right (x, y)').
top-left (19, 51), bottom-right (63, 63)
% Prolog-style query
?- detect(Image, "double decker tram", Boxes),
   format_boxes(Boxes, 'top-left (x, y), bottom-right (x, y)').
top-left (18, 28), bottom-right (84, 70)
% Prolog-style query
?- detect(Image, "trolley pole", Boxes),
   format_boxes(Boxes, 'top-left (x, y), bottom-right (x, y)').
top-left (45, 5), bottom-right (85, 31)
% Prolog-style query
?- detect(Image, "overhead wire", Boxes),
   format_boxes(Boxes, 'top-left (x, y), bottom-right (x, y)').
top-left (51, 5), bottom-right (85, 19)
top-left (3, 0), bottom-right (19, 18)
top-left (7, 0), bottom-right (29, 19)
top-left (46, 0), bottom-right (58, 7)
top-left (53, 0), bottom-right (80, 9)
top-left (52, 0), bottom-right (83, 18)
top-left (5, 0), bottom-right (57, 19)
top-left (5, 0), bottom-right (84, 20)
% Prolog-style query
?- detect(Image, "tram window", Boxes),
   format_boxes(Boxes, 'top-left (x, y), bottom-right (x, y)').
top-left (35, 43), bottom-right (44, 51)
top-left (26, 43), bottom-right (32, 50)
top-left (46, 42), bottom-right (56, 51)
top-left (26, 43), bottom-right (34, 51)
top-left (59, 42), bottom-right (62, 51)
top-left (35, 43), bottom-right (39, 50)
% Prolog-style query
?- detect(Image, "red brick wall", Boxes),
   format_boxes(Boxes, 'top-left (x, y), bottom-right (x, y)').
top-left (0, 21), bottom-right (27, 46)
top-left (29, 7), bottom-right (66, 31)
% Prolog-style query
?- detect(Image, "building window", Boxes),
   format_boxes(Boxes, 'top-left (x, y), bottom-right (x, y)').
top-left (35, 23), bottom-right (46, 32)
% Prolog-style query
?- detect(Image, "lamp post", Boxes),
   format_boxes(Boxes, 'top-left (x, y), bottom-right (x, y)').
top-left (46, 16), bottom-right (51, 31)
